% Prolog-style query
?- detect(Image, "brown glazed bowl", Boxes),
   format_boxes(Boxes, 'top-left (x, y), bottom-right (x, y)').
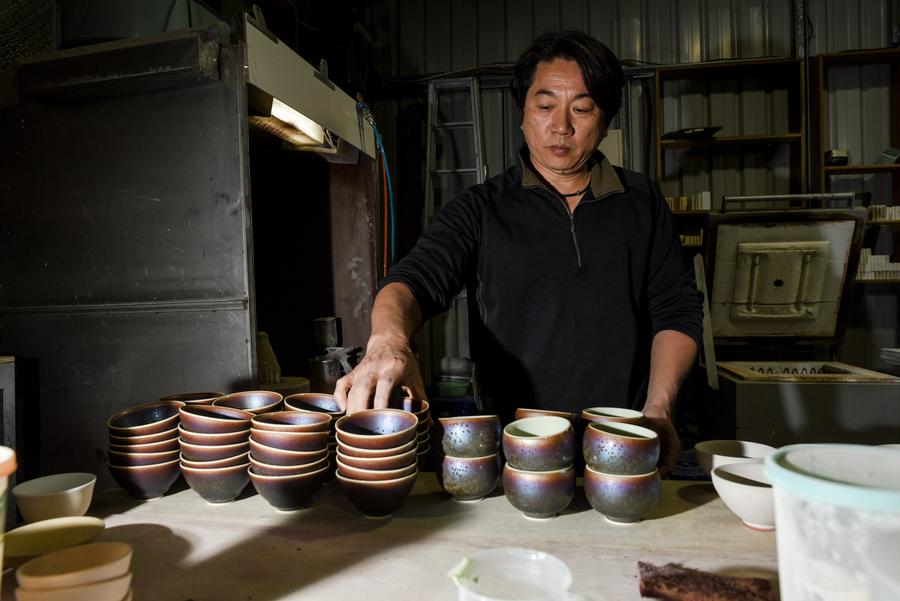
top-left (179, 452), bottom-right (250, 470)
top-left (502, 463), bottom-right (575, 519)
top-left (213, 391), bottom-right (283, 415)
top-left (441, 454), bottom-right (501, 501)
top-left (335, 438), bottom-right (417, 459)
top-left (160, 392), bottom-right (225, 405)
top-left (416, 446), bottom-right (431, 471)
top-left (335, 448), bottom-right (416, 471)
top-left (180, 461), bottom-right (250, 503)
top-left (582, 422), bottom-right (660, 475)
top-left (108, 459), bottom-right (181, 500)
top-left (335, 409), bottom-right (418, 450)
top-left (336, 458), bottom-right (418, 482)
top-left (250, 455), bottom-right (329, 477)
top-left (177, 425), bottom-right (249, 447)
top-left (387, 397), bottom-right (430, 422)
top-left (108, 427), bottom-right (179, 446)
top-left (502, 416), bottom-right (575, 472)
top-left (251, 411), bottom-right (332, 433)
top-left (417, 416), bottom-right (434, 434)
top-left (249, 429), bottom-right (330, 452)
top-left (178, 440), bottom-right (250, 463)
top-left (179, 405), bottom-right (253, 434)
top-left (337, 471), bottom-right (418, 518)
top-left (249, 439), bottom-right (329, 466)
top-left (107, 449), bottom-right (180, 467)
top-left (439, 415), bottom-right (501, 458)
top-left (514, 408), bottom-right (579, 424)
top-left (583, 465), bottom-right (660, 524)
top-left (108, 437), bottom-right (179, 454)
top-left (250, 463), bottom-right (330, 511)
top-left (284, 393), bottom-right (344, 419)
top-left (107, 401), bottom-right (185, 437)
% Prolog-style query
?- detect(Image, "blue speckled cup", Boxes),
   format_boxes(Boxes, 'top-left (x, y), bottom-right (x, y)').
top-left (441, 453), bottom-right (501, 501)
top-left (583, 465), bottom-right (660, 524)
top-left (439, 415), bottom-right (501, 458)
top-left (502, 416), bottom-right (575, 472)
top-left (503, 463), bottom-right (575, 519)
top-left (582, 421), bottom-right (659, 475)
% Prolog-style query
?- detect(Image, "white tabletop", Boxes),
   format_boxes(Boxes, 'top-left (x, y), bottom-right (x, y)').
top-left (3, 474), bottom-right (778, 600)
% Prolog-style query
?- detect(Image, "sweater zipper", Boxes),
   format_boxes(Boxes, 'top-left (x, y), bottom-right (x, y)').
top-left (555, 196), bottom-right (584, 272)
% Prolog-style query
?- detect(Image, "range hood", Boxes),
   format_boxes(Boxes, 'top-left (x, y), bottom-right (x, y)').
top-left (243, 15), bottom-right (375, 159)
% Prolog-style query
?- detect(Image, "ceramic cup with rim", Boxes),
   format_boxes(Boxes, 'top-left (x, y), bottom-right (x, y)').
top-left (583, 465), bottom-right (660, 525)
top-left (441, 453), bottom-right (501, 502)
top-left (513, 408), bottom-right (578, 424)
top-left (711, 461), bottom-right (775, 531)
top-left (502, 416), bottom-right (575, 472)
top-left (582, 421), bottom-right (660, 475)
top-left (579, 407), bottom-right (643, 425)
top-left (694, 440), bottom-right (776, 477)
top-left (502, 463), bottom-right (575, 519)
top-left (440, 415), bottom-right (501, 458)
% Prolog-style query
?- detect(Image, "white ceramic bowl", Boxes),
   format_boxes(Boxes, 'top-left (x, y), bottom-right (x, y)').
top-left (694, 440), bottom-right (775, 476)
top-left (4, 517), bottom-right (106, 560)
top-left (711, 461), bottom-right (775, 531)
top-left (16, 542), bottom-right (132, 590)
top-left (12, 474), bottom-right (96, 523)
top-left (15, 572), bottom-right (131, 601)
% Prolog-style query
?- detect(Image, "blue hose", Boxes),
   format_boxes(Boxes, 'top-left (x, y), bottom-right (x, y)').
top-left (357, 101), bottom-right (396, 267)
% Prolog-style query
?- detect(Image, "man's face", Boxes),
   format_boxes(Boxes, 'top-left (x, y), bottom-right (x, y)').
top-left (521, 58), bottom-right (607, 178)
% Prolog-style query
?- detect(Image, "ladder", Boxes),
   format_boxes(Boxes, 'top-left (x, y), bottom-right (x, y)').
top-left (423, 77), bottom-right (487, 225)
top-left (419, 77), bottom-right (487, 389)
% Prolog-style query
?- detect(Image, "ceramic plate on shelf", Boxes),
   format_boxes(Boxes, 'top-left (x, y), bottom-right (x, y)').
top-left (4, 516), bottom-right (105, 559)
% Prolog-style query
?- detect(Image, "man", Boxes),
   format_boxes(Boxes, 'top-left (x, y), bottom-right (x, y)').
top-left (335, 31), bottom-right (702, 475)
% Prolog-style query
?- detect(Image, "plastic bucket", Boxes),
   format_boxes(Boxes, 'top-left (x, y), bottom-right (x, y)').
top-left (764, 444), bottom-right (900, 601)
top-left (0, 446), bottom-right (18, 597)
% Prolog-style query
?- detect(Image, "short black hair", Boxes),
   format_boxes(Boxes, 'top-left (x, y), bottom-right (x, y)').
top-left (512, 31), bottom-right (625, 126)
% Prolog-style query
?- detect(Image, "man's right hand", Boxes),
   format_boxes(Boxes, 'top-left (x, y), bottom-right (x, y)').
top-left (334, 333), bottom-right (427, 414)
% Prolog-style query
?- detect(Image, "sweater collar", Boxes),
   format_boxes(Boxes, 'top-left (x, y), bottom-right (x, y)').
top-left (519, 147), bottom-right (625, 200)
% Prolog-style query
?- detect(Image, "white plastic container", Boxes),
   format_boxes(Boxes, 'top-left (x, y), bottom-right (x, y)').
top-left (449, 548), bottom-right (572, 601)
top-left (764, 444), bottom-right (900, 601)
top-left (0, 446), bottom-right (19, 598)
top-left (867, 530), bottom-right (900, 601)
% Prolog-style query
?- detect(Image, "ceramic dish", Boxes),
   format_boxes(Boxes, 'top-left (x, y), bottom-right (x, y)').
top-left (4, 517), bottom-right (105, 560)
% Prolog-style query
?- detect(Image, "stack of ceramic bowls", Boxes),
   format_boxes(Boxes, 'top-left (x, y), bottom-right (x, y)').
top-left (334, 409), bottom-right (419, 518)
top-left (15, 542), bottom-right (134, 601)
top-left (582, 421), bottom-right (661, 524)
top-left (159, 392), bottom-right (225, 405)
top-left (389, 397), bottom-right (432, 469)
top-left (438, 415), bottom-right (501, 502)
top-left (178, 405), bottom-right (253, 503)
top-left (213, 390), bottom-right (283, 415)
top-left (501, 416), bottom-right (576, 519)
top-left (248, 411), bottom-right (332, 511)
top-left (284, 393), bottom-right (345, 478)
top-left (107, 401), bottom-right (184, 500)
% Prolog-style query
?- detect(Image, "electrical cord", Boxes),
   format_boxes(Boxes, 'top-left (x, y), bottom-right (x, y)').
top-left (357, 99), bottom-right (396, 272)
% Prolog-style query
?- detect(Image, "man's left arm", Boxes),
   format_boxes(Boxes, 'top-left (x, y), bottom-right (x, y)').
top-left (643, 329), bottom-right (698, 477)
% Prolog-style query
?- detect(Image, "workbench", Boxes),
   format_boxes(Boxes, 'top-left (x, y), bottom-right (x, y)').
top-left (4, 475), bottom-right (778, 600)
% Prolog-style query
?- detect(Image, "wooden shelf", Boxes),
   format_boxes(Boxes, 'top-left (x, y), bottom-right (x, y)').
top-left (825, 164), bottom-right (900, 175)
top-left (820, 47), bottom-right (900, 68)
top-left (657, 57), bottom-right (801, 80)
top-left (661, 133), bottom-right (801, 149)
top-left (868, 220), bottom-right (900, 230)
top-left (856, 279), bottom-right (900, 284)
top-left (672, 210), bottom-right (712, 215)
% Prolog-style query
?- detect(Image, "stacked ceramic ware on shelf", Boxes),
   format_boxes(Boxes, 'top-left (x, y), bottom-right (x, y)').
top-left (334, 409), bottom-right (420, 518)
top-left (582, 410), bottom-right (661, 524)
top-left (284, 393), bottom-right (345, 479)
top-left (178, 404), bottom-right (254, 503)
top-left (249, 411), bottom-right (332, 510)
top-left (14, 542), bottom-right (134, 601)
top-left (438, 415), bottom-right (501, 501)
top-left (106, 401), bottom-right (184, 500)
top-left (159, 392), bottom-right (225, 405)
top-left (501, 416), bottom-right (576, 519)
top-left (389, 397), bottom-right (432, 469)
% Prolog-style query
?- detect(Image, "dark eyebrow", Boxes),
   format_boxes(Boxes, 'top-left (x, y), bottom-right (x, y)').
top-left (532, 90), bottom-right (595, 102)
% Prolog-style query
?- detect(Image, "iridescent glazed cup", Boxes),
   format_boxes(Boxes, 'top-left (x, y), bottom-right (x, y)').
top-left (579, 407), bottom-right (643, 425)
top-left (441, 453), bottom-right (501, 502)
top-left (502, 463), bottom-right (575, 519)
top-left (502, 416), bottom-right (575, 472)
top-left (513, 408), bottom-right (578, 424)
top-left (439, 415), bottom-right (501, 458)
top-left (582, 421), bottom-right (659, 475)
top-left (583, 465), bottom-right (660, 524)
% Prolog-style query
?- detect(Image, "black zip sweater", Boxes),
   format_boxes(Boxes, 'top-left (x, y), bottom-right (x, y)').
top-left (381, 150), bottom-right (703, 418)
